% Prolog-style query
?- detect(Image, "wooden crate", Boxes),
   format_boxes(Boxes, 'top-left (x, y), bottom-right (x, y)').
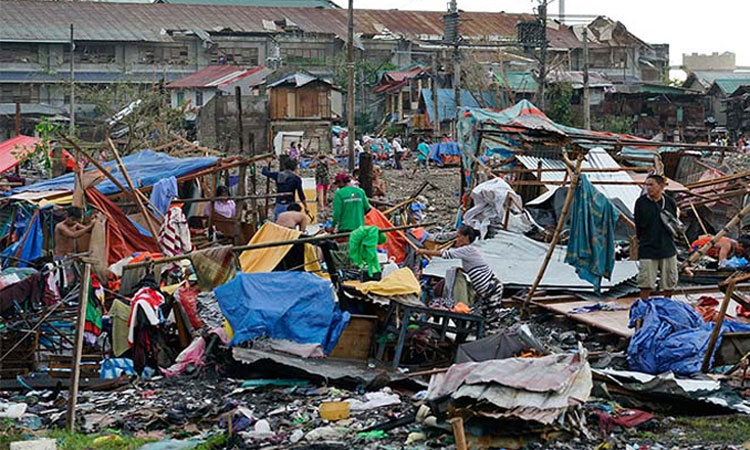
top-left (48, 354), bottom-right (101, 378)
top-left (329, 315), bottom-right (377, 361)
top-left (0, 329), bottom-right (38, 377)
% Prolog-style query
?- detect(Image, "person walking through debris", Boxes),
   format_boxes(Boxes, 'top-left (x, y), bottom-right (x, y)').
top-left (276, 202), bottom-right (307, 232)
top-left (204, 185), bottom-right (236, 219)
top-left (412, 138), bottom-right (431, 175)
top-left (392, 136), bottom-right (405, 170)
top-left (417, 225), bottom-right (503, 317)
top-left (635, 174), bottom-right (678, 300)
top-left (262, 158), bottom-right (308, 219)
top-left (328, 173), bottom-right (370, 233)
top-left (689, 235), bottom-right (750, 266)
top-left (315, 153), bottom-right (331, 212)
top-left (55, 206), bottom-right (94, 256)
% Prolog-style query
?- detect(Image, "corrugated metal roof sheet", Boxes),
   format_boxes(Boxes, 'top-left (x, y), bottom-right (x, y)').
top-left (166, 65), bottom-right (265, 88)
top-left (0, 1), bottom-right (585, 47)
top-left (494, 71), bottom-right (539, 94)
top-left (161, 0), bottom-right (338, 7)
top-left (713, 78), bottom-right (750, 96)
top-left (518, 147), bottom-right (642, 216)
top-left (0, 135), bottom-right (39, 175)
top-left (423, 229), bottom-right (638, 290)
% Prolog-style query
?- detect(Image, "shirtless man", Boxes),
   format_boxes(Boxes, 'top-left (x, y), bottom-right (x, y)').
top-left (54, 206), bottom-right (94, 256)
top-left (276, 203), bottom-right (307, 232)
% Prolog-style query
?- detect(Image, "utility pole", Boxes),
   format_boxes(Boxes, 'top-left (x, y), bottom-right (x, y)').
top-left (558, 0), bottom-right (565, 24)
top-left (537, 1), bottom-right (548, 111)
top-left (583, 27), bottom-right (590, 129)
top-left (346, 0), bottom-right (355, 173)
top-left (445, 0), bottom-right (460, 138)
top-left (432, 52), bottom-right (440, 139)
top-left (69, 24), bottom-right (75, 135)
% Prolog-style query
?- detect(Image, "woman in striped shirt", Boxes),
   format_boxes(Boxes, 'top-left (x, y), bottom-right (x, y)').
top-left (418, 225), bottom-right (503, 316)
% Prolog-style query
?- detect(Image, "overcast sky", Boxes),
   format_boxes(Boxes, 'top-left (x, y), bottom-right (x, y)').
top-left (333, 0), bottom-right (748, 68)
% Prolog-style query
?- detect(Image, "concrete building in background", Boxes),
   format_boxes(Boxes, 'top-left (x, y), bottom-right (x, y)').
top-left (0, 0), bottom-right (669, 140)
top-left (683, 52), bottom-right (736, 72)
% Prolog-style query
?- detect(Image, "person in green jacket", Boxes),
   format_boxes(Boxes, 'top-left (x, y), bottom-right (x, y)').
top-left (349, 225), bottom-right (387, 280)
top-left (328, 172), bottom-right (370, 233)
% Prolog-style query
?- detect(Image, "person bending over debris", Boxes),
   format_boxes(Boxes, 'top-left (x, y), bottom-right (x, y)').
top-left (328, 173), bottom-right (370, 233)
top-left (55, 206), bottom-right (94, 256)
top-left (690, 235), bottom-right (750, 266)
top-left (262, 158), bottom-right (307, 219)
top-left (417, 225), bottom-right (503, 317)
top-left (634, 174), bottom-right (678, 300)
top-left (276, 202), bottom-right (307, 232)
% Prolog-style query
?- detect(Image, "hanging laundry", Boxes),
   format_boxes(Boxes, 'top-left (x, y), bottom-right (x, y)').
top-left (565, 174), bottom-right (620, 293)
top-left (159, 206), bottom-right (192, 272)
top-left (150, 176), bottom-right (178, 216)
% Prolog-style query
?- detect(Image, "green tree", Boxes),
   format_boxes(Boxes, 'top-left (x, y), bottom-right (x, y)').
top-left (546, 82), bottom-right (573, 126)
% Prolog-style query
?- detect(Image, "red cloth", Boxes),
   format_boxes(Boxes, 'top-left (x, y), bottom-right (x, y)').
top-left (695, 296), bottom-right (720, 322)
top-left (86, 188), bottom-right (159, 265)
top-left (365, 207), bottom-right (407, 264)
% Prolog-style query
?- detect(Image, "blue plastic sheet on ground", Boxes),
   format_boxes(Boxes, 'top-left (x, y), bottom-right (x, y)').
top-left (627, 297), bottom-right (750, 375)
top-left (8, 150), bottom-right (217, 196)
top-left (565, 174), bottom-right (620, 293)
top-left (214, 272), bottom-right (350, 353)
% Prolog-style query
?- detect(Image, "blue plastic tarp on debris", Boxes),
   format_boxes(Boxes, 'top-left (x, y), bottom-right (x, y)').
top-left (8, 150), bottom-right (217, 196)
top-left (214, 272), bottom-right (350, 353)
top-left (627, 297), bottom-right (750, 375)
top-left (429, 142), bottom-right (461, 164)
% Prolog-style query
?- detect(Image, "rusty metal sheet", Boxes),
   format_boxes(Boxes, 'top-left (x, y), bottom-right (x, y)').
top-left (0, 1), bottom-right (586, 48)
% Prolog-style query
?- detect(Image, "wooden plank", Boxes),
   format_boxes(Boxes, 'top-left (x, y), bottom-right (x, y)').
top-left (67, 262), bottom-right (92, 432)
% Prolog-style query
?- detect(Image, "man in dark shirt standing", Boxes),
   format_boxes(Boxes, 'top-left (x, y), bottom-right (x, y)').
top-left (634, 174), bottom-right (678, 300)
top-left (262, 158), bottom-right (308, 219)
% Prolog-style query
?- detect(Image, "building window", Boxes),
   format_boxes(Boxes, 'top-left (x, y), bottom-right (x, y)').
top-left (138, 46), bottom-right (190, 65)
top-left (0, 43), bottom-right (39, 64)
top-left (176, 91), bottom-right (185, 106)
top-left (64, 44), bottom-right (116, 64)
top-left (196, 91), bottom-right (203, 107)
top-left (0, 84), bottom-right (41, 103)
top-left (281, 47), bottom-right (327, 66)
top-left (210, 47), bottom-right (259, 65)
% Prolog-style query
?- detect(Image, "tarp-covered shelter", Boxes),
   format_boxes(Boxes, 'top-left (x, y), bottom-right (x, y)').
top-left (8, 150), bottom-right (218, 197)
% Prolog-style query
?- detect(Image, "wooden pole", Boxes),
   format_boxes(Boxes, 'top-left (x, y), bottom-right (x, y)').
top-left (522, 154), bottom-right (584, 317)
top-left (67, 262), bottom-right (92, 432)
top-left (106, 138), bottom-right (161, 240)
top-left (14, 102), bottom-right (21, 136)
top-left (449, 417), bottom-right (468, 450)
top-left (690, 201), bottom-right (709, 235)
top-left (359, 151), bottom-right (373, 198)
top-left (346, 0), bottom-right (355, 173)
top-left (582, 27), bottom-right (590, 129)
top-left (123, 222), bottom-right (436, 270)
top-left (701, 282), bottom-right (734, 372)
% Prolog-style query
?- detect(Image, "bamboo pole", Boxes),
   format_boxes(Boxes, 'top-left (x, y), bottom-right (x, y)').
top-left (67, 262), bottom-right (92, 432)
top-left (701, 282), bottom-right (734, 373)
top-left (521, 154), bottom-right (584, 318)
top-left (689, 201), bottom-right (709, 235)
top-left (685, 169), bottom-right (750, 189)
top-left (107, 138), bottom-right (161, 239)
top-left (122, 222), bottom-right (436, 270)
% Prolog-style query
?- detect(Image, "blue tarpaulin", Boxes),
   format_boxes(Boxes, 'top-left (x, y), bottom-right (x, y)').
top-left (8, 150), bottom-right (217, 196)
top-left (565, 174), bottom-right (620, 293)
top-left (214, 272), bottom-right (350, 354)
top-left (627, 298), bottom-right (750, 375)
top-left (428, 142), bottom-right (461, 164)
top-left (1, 208), bottom-right (44, 266)
top-left (422, 89), bottom-right (500, 124)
